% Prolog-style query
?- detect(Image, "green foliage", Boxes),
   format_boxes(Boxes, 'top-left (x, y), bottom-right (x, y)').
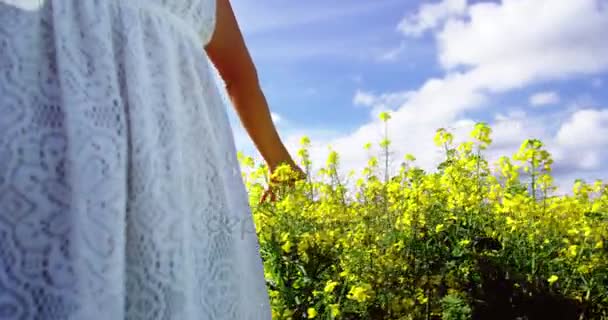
top-left (240, 120), bottom-right (608, 320)
top-left (441, 293), bottom-right (471, 320)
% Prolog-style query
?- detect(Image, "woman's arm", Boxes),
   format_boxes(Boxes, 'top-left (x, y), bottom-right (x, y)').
top-left (205, 0), bottom-right (297, 173)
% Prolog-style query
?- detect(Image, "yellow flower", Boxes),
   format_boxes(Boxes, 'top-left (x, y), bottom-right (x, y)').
top-left (347, 285), bottom-right (371, 303)
top-left (281, 232), bottom-right (290, 242)
top-left (548, 275), bottom-right (559, 284)
top-left (269, 289), bottom-right (281, 298)
top-left (324, 280), bottom-right (338, 293)
top-left (300, 136), bottom-right (311, 146)
top-left (393, 240), bottom-right (405, 250)
top-left (577, 264), bottom-right (591, 275)
top-left (379, 111), bottom-right (391, 122)
top-left (458, 239), bottom-right (471, 247)
top-left (583, 226), bottom-right (591, 237)
top-left (281, 240), bottom-right (292, 253)
top-left (307, 308), bottom-right (317, 318)
top-left (567, 245), bottom-right (578, 258)
top-left (329, 304), bottom-right (340, 318)
top-left (404, 154), bottom-right (416, 162)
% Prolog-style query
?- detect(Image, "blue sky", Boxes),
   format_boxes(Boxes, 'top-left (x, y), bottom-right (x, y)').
top-left (231, 0), bottom-right (436, 130)
top-left (226, 0), bottom-right (608, 192)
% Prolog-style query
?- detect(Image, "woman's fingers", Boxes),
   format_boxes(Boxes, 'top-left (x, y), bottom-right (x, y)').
top-left (259, 188), bottom-right (277, 204)
top-left (260, 164), bottom-right (305, 204)
top-left (260, 189), bottom-right (270, 204)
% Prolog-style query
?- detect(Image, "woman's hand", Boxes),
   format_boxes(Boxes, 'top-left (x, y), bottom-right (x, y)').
top-left (260, 160), bottom-right (306, 204)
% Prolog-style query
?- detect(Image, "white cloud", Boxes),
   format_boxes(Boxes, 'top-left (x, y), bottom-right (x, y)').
top-left (398, 0), bottom-right (467, 37)
top-left (486, 109), bottom-right (608, 185)
top-left (556, 109), bottom-right (608, 148)
top-left (353, 90), bottom-right (376, 107)
top-left (494, 109), bottom-right (527, 122)
top-left (378, 43), bottom-right (406, 62)
top-left (529, 91), bottom-right (561, 107)
top-left (437, 0), bottom-right (608, 80)
top-left (287, 0), bottom-right (608, 192)
top-left (578, 152), bottom-right (601, 170)
top-left (353, 90), bottom-right (413, 118)
top-left (234, 0), bottom-right (608, 194)
top-left (263, 103), bottom-right (607, 194)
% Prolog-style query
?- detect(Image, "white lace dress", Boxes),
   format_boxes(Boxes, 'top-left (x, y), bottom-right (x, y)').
top-left (0, 0), bottom-right (271, 319)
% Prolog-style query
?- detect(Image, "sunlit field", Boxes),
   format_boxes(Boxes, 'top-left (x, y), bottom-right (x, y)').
top-left (241, 115), bottom-right (608, 320)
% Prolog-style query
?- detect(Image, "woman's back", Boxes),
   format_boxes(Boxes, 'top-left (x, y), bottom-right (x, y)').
top-left (0, 1), bottom-right (270, 319)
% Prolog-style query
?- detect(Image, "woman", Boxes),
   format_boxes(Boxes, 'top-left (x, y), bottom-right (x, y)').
top-left (0, 0), bottom-right (299, 318)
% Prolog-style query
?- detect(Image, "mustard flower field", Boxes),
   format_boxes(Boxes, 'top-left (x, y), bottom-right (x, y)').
top-left (239, 115), bottom-right (608, 320)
